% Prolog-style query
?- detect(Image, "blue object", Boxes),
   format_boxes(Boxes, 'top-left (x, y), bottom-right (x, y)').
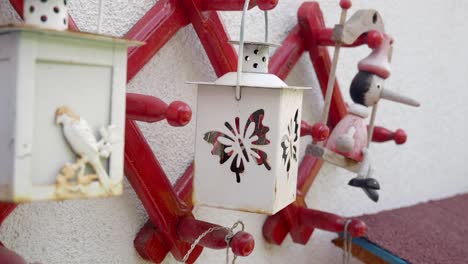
top-left (338, 233), bottom-right (408, 264)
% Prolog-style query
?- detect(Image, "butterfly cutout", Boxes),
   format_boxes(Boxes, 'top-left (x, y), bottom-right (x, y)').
top-left (204, 109), bottom-right (271, 183)
top-left (281, 109), bottom-right (299, 174)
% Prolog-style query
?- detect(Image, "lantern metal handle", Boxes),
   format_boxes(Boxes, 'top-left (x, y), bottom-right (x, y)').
top-left (236, 0), bottom-right (270, 101)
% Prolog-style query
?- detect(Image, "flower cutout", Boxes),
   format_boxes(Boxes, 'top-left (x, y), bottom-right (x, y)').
top-left (204, 109), bottom-right (271, 183)
top-left (281, 109), bottom-right (299, 174)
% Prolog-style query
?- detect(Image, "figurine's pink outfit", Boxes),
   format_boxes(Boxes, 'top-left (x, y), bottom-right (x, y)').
top-left (326, 104), bottom-right (369, 162)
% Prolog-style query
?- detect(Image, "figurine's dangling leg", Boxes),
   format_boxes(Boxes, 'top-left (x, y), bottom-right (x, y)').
top-left (348, 148), bottom-right (381, 202)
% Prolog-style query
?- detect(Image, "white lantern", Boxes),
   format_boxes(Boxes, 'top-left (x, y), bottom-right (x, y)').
top-left (0, 25), bottom-right (140, 202)
top-left (24, 0), bottom-right (69, 31)
top-left (190, 8), bottom-right (311, 214)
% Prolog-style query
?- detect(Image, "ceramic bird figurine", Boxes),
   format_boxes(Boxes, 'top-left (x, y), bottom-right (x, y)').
top-left (55, 106), bottom-right (114, 194)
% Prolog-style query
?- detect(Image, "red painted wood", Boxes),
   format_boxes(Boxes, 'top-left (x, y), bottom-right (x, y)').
top-left (372, 127), bottom-right (407, 145)
top-left (298, 208), bottom-right (367, 237)
top-left (125, 0), bottom-right (189, 82)
top-left (269, 25), bottom-right (305, 80)
top-left (174, 163), bottom-right (195, 209)
top-left (199, 0), bottom-right (279, 11)
top-left (263, 2), bottom-right (375, 246)
top-left (126, 93), bottom-right (192, 126)
top-left (200, 0), bottom-right (257, 10)
top-left (316, 28), bottom-right (368, 47)
top-left (367, 30), bottom-right (384, 49)
top-left (125, 119), bottom-right (200, 262)
top-left (0, 203), bottom-right (16, 225)
top-left (182, 0), bottom-right (238, 76)
top-left (339, 0), bottom-right (352, 10)
top-left (0, 203), bottom-right (22, 263)
top-left (311, 122), bottom-right (330, 142)
top-left (9, 0), bottom-right (79, 31)
top-left (7, 1), bottom-right (373, 261)
top-left (134, 222), bottom-right (170, 263)
top-left (302, 120), bottom-right (407, 145)
top-left (0, 246), bottom-right (27, 264)
top-left (298, 2), bottom-right (348, 128)
top-left (178, 218), bottom-right (255, 256)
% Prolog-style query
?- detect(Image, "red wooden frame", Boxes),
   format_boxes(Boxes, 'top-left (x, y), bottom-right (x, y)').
top-left (4, 1), bottom-right (408, 263)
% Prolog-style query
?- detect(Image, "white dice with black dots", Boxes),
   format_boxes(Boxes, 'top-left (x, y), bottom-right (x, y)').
top-left (24, 0), bottom-right (69, 31)
top-left (242, 43), bottom-right (270, 73)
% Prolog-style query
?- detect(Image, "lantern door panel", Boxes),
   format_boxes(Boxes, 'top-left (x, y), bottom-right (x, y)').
top-left (194, 85), bottom-right (303, 214)
top-left (32, 62), bottom-right (112, 185)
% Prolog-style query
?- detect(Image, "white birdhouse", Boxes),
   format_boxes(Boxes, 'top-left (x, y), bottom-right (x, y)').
top-left (0, 25), bottom-right (140, 202)
top-left (191, 9), bottom-right (311, 214)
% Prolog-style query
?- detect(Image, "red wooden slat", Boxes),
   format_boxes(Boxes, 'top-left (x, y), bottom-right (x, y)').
top-left (269, 25), bottom-right (305, 80)
top-left (125, 0), bottom-right (189, 82)
top-left (5, 1), bottom-right (381, 262)
top-left (124, 119), bottom-right (201, 262)
top-left (182, 0), bottom-right (237, 76)
top-left (199, 0), bottom-right (279, 11)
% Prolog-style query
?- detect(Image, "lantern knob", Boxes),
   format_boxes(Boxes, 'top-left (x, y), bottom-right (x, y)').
top-left (257, 0), bottom-right (279, 10)
top-left (167, 101), bottom-right (192, 127)
top-left (230, 231), bottom-right (255, 257)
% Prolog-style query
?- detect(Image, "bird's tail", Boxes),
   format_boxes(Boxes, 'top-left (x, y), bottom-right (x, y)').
top-left (91, 159), bottom-right (113, 195)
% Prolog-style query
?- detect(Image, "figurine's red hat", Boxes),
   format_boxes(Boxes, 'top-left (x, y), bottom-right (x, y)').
top-left (358, 34), bottom-right (394, 79)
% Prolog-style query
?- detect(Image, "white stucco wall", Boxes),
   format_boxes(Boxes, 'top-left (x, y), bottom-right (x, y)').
top-left (1, 0), bottom-right (467, 263)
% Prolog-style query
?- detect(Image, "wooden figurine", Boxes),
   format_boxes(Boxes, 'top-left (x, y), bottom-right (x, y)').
top-left (308, 0), bottom-right (420, 202)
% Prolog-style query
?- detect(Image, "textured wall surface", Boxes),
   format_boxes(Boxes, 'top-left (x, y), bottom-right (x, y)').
top-left (0, 0), bottom-right (467, 263)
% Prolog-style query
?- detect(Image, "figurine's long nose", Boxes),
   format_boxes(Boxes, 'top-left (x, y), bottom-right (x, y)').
top-left (380, 89), bottom-right (420, 107)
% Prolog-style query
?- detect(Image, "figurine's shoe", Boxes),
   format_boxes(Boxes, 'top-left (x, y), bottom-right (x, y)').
top-left (348, 178), bottom-right (380, 190)
top-left (362, 188), bottom-right (379, 203)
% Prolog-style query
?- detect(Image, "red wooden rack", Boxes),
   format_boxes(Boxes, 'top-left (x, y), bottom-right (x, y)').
top-left (2, 1), bottom-right (408, 263)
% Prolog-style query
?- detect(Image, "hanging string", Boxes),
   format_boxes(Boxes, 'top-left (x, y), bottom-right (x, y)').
top-left (235, 0), bottom-right (252, 101)
top-left (264, 11), bottom-right (269, 42)
top-left (182, 221), bottom-right (245, 264)
top-left (97, 0), bottom-right (105, 34)
top-left (236, 1), bottom-right (270, 101)
top-left (343, 219), bottom-right (353, 264)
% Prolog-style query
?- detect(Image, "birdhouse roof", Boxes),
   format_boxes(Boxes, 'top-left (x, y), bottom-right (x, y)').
top-left (188, 72), bottom-right (311, 90)
top-left (0, 25), bottom-right (144, 47)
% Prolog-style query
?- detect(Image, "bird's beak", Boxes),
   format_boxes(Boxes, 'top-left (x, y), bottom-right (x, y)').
top-left (380, 89), bottom-right (420, 107)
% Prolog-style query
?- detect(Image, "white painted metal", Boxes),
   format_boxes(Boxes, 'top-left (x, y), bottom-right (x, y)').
top-left (0, 25), bottom-right (140, 202)
top-left (192, 41), bottom-right (311, 214)
top-left (24, 0), bottom-right (69, 31)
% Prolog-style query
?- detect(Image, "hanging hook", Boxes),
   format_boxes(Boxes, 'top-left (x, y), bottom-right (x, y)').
top-left (235, 0), bottom-right (270, 101)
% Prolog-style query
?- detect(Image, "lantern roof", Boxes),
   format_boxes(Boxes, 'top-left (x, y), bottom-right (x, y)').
top-left (188, 72), bottom-right (311, 90)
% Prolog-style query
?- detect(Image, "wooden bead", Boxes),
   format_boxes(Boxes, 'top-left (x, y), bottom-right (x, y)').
top-left (394, 129), bottom-right (407, 145)
top-left (339, 0), bottom-right (352, 10)
top-left (230, 231), bottom-right (255, 257)
top-left (166, 101), bottom-right (192, 127)
top-left (311, 122), bottom-right (330, 142)
top-left (257, 0), bottom-right (279, 10)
